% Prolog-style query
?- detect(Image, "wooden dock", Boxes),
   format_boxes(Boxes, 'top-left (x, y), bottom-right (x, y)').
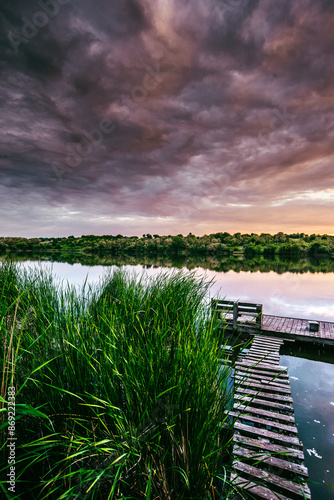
top-left (212, 300), bottom-right (334, 498)
top-left (230, 335), bottom-right (311, 500)
top-left (261, 314), bottom-right (334, 344)
top-left (212, 299), bottom-right (334, 345)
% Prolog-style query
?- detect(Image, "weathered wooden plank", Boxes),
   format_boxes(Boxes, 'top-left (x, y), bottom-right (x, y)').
top-left (235, 360), bottom-right (288, 373)
top-left (246, 349), bottom-right (280, 358)
top-left (238, 307), bottom-right (261, 314)
top-left (296, 320), bottom-right (305, 334)
top-left (236, 371), bottom-right (290, 385)
top-left (285, 317), bottom-right (296, 334)
top-left (215, 305), bottom-right (234, 312)
top-left (235, 368), bottom-right (289, 384)
top-left (255, 335), bottom-right (283, 344)
top-left (250, 347), bottom-right (281, 354)
top-left (236, 364), bottom-right (287, 376)
top-left (247, 355), bottom-right (280, 362)
top-left (235, 364), bottom-right (288, 377)
top-left (231, 473), bottom-right (291, 500)
top-left (280, 318), bottom-right (288, 333)
top-left (283, 317), bottom-right (294, 333)
top-left (277, 318), bottom-right (287, 333)
top-left (245, 359), bottom-right (280, 368)
top-left (235, 379), bottom-right (292, 395)
top-left (248, 347), bottom-right (280, 354)
top-left (251, 342), bottom-right (281, 349)
top-left (235, 364), bottom-right (289, 379)
top-left (233, 404), bottom-right (296, 423)
top-left (290, 318), bottom-right (297, 334)
top-left (235, 369), bottom-right (289, 384)
top-left (234, 422), bottom-right (302, 448)
top-left (235, 375), bottom-right (292, 391)
top-left (248, 348), bottom-right (280, 357)
top-left (261, 315), bottom-right (275, 328)
top-left (235, 386), bottom-right (293, 403)
top-left (250, 344), bottom-right (282, 352)
top-left (231, 411), bottom-right (298, 434)
top-left (234, 395), bottom-right (294, 413)
top-left (233, 461), bottom-right (311, 499)
top-left (245, 355), bottom-right (280, 365)
top-left (246, 355), bottom-right (281, 365)
top-left (271, 316), bottom-right (281, 332)
top-left (249, 349), bottom-right (280, 357)
top-left (233, 446), bottom-right (309, 477)
top-left (326, 321), bottom-right (333, 338)
top-left (233, 435), bottom-right (305, 460)
top-left (237, 302), bottom-right (261, 307)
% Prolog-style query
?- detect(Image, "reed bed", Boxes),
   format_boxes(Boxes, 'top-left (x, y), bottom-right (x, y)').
top-left (0, 262), bottom-right (235, 499)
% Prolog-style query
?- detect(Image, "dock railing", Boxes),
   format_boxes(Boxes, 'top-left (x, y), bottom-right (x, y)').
top-left (211, 299), bottom-right (263, 331)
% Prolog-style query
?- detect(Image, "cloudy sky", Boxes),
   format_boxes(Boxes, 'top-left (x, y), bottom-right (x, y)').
top-left (1, 0), bottom-right (334, 237)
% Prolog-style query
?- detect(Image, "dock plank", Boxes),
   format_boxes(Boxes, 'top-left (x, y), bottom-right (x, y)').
top-left (235, 379), bottom-right (292, 395)
top-left (232, 404), bottom-right (296, 423)
top-left (235, 367), bottom-right (289, 380)
top-left (233, 446), bottom-right (309, 477)
top-left (234, 422), bottom-right (302, 448)
top-left (233, 435), bottom-right (305, 460)
top-left (235, 361), bottom-right (288, 375)
top-left (235, 386), bottom-right (293, 404)
top-left (230, 411), bottom-right (298, 434)
top-left (231, 473), bottom-right (291, 500)
top-left (235, 375), bottom-right (292, 391)
top-left (235, 371), bottom-right (290, 385)
top-left (236, 358), bottom-right (287, 370)
top-left (233, 461), bottom-right (311, 499)
top-left (234, 395), bottom-right (294, 413)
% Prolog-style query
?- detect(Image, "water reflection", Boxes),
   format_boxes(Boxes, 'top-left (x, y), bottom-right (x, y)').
top-left (5, 252), bottom-right (334, 274)
top-left (280, 354), bottom-right (334, 500)
top-left (206, 270), bottom-right (334, 322)
top-left (16, 260), bottom-right (334, 322)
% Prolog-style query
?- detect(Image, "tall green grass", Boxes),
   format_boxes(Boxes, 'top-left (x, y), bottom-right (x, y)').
top-left (0, 263), bottom-right (234, 499)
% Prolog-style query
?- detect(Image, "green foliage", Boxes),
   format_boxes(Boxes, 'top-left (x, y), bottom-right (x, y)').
top-left (0, 265), bottom-right (233, 499)
top-left (0, 232), bottom-right (333, 265)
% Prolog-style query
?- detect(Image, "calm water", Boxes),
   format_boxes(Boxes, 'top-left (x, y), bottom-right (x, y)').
top-left (280, 355), bottom-right (334, 499)
top-left (17, 261), bottom-right (334, 497)
top-left (19, 260), bottom-right (334, 321)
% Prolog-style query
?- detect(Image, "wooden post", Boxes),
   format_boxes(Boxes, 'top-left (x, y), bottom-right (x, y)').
top-left (233, 301), bottom-right (238, 329)
top-left (256, 304), bottom-right (263, 330)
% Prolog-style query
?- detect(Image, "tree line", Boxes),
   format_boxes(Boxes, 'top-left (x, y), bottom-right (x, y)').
top-left (0, 232), bottom-right (333, 261)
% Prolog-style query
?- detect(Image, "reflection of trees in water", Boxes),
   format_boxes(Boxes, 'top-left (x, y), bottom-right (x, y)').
top-left (281, 340), bottom-right (334, 364)
top-left (4, 252), bottom-right (334, 273)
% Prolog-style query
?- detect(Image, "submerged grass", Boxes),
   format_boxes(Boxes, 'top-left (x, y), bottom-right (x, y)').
top-left (0, 262), bottom-right (234, 499)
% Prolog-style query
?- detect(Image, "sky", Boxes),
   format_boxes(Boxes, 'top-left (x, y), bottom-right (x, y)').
top-left (1, 0), bottom-right (334, 237)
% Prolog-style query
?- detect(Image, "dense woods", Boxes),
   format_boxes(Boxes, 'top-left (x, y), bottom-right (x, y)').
top-left (0, 232), bottom-right (333, 261)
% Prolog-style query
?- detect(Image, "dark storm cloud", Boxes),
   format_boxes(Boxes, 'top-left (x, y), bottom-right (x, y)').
top-left (0, 0), bottom-right (334, 236)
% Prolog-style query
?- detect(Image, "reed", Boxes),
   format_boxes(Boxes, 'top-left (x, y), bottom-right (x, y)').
top-left (0, 263), bottom-right (235, 499)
